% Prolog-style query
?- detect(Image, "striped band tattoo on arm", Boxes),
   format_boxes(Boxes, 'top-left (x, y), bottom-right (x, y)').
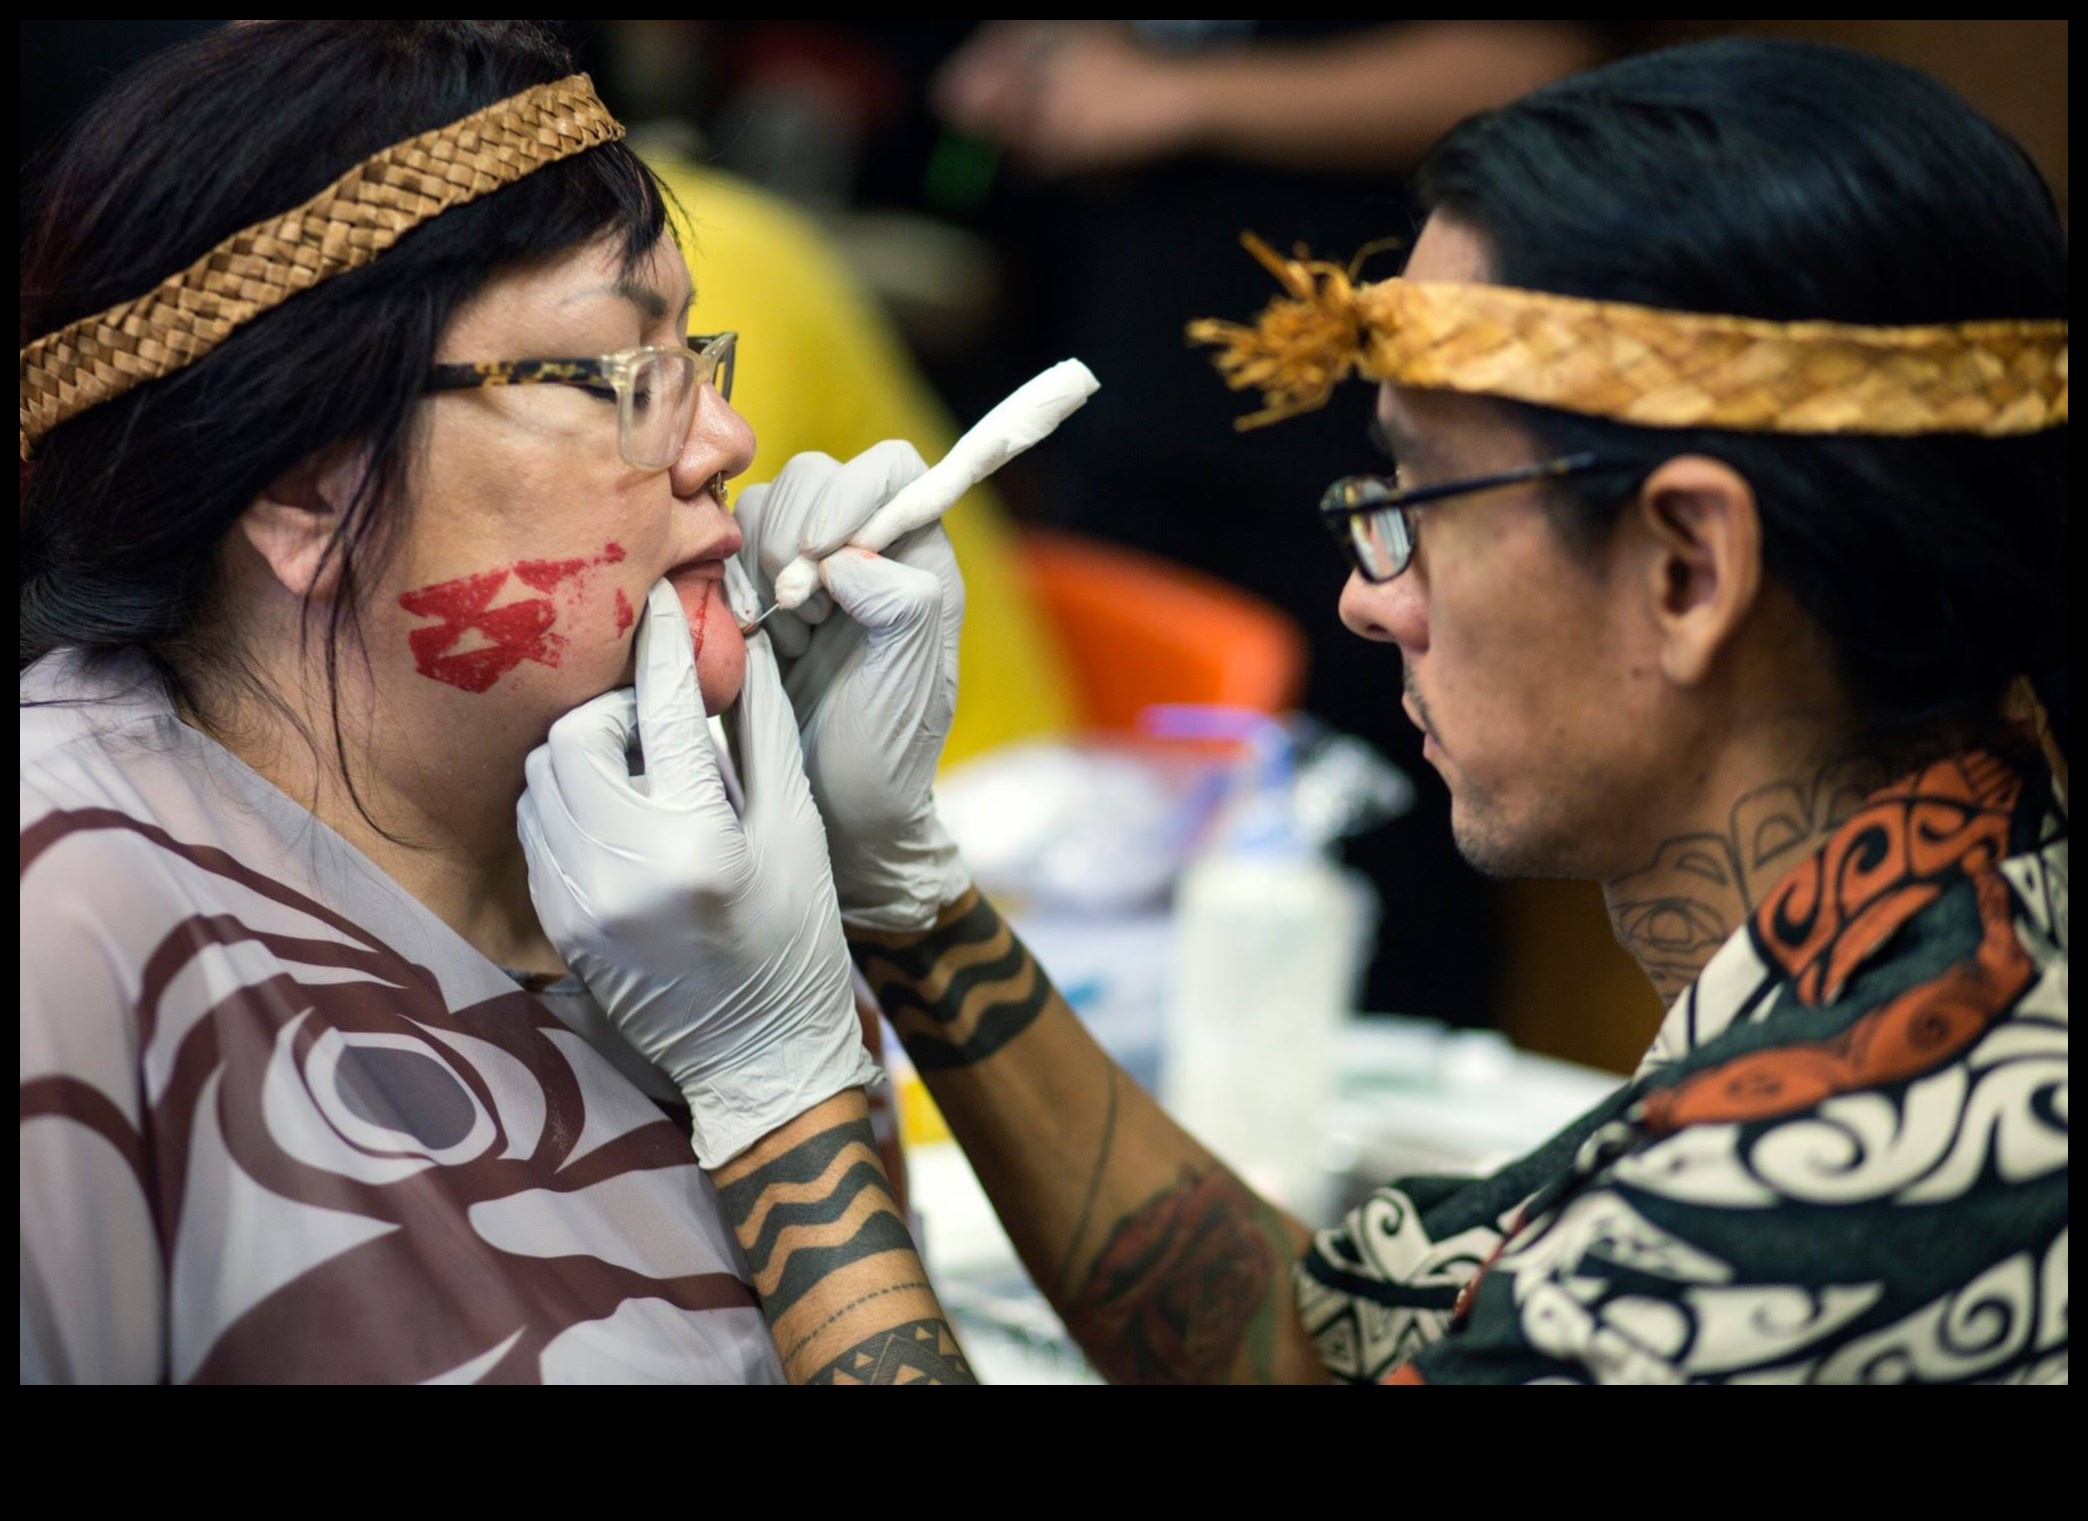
top-left (715, 1116), bottom-right (918, 1326)
top-left (848, 888), bottom-right (1051, 1070)
top-left (716, 1111), bottom-right (976, 1384)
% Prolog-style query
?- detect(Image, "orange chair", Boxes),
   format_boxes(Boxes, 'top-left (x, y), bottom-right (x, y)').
top-left (1017, 528), bottom-right (1308, 733)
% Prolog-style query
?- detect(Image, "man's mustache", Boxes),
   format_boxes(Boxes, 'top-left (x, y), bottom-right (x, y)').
top-left (1402, 668), bottom-right (1435, 739)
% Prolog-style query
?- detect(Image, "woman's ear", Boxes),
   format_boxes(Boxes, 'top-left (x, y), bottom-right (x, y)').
top-left (238, 445), bottom-right (368, 600)
top-left (1631, 454), bottom-right (1763, 689)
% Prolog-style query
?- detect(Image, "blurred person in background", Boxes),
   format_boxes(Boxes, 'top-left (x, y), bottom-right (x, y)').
top-left (936, 21), bottom-right (1616, 1029)
top-left (937, 21), bottom-right (1604, 179)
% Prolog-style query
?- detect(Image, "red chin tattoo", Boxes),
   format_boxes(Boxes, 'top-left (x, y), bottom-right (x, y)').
top-left (666, 568), bottom-right (747, 713)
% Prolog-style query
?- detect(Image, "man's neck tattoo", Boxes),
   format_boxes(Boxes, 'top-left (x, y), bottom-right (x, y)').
top-left (1605, 755), bottom-right (1890, 1003)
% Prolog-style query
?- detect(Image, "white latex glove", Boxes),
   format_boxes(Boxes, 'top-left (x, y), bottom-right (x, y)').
top-left (517, 577), bottom-right (877, 1168)
top-left (735, 443), bottom-right (971, 932)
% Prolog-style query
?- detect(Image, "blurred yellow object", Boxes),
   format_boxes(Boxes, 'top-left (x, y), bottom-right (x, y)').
top-left (647, 157), bottom-right (1078, 766)
top-left (895, 1070), bottom-right (954, 1148)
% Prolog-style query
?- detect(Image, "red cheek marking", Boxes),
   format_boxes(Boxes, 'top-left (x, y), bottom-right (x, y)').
top-left (513, 555), bottom-right (590, 593)
top-left (399, 568), bottom-right (562, 693)
top-left (514, 541), bottom-right (631, 593)
top-left (398, 543), bottom-right (626, 694)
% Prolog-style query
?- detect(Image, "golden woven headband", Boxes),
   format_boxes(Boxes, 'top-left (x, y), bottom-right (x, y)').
top-left (1190, 234), bottom-right (2068, 436)
top-left (19, 73), bottom-right (624, 461)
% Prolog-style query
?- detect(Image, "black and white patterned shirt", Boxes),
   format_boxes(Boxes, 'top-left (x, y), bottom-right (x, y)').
top-left (1297, 744), bottom-right (2067, 1384)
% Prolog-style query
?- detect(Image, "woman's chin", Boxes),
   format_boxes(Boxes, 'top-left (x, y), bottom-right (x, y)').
top-left (695, 616), bottom-right (747, 713)
top-left (667, 572), bottom-right (747, 713)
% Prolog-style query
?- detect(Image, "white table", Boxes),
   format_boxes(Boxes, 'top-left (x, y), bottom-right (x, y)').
top-left (905, 1007), bottom-right (1626, 1385)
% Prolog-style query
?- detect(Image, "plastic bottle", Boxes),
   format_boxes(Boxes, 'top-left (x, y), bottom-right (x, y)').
top-left (1159, 716), bottom-right (1370, 1220)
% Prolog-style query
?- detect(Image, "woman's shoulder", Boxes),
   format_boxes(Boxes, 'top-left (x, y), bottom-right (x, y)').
top-left (21, 647), bottom-right (260, 935)
top-left (21, 647), bottom-right (181, 794)
top-left (19, 647), bottom-right (513, 1015)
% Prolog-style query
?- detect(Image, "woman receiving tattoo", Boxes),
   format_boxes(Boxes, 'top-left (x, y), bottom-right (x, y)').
top-left (22, 23), bottom-right (966, 1384)
top-left (741, 40), bottom-right (2068, 1384)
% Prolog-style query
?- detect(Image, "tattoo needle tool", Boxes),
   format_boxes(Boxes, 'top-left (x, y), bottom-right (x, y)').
top-left (739, 358), bottom-right (1101, 634)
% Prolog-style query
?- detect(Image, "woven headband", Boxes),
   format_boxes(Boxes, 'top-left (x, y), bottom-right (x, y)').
top-left (1189, 234), bottom-right (2068, 436)
top-left (19, 73), bottom-right (624, 461)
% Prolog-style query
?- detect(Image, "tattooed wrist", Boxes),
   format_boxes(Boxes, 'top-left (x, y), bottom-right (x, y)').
top-left (806, 1317), bottom-right (975, 1385)
top-left (715, 1116), bottom-right (914, 1325)
top-left (782, 1279), bottom-right (930, 1365)
top-left (848, 888), bottom-right (1051, 1070)
top-left (714, 1105), bottom-right (978, 1383)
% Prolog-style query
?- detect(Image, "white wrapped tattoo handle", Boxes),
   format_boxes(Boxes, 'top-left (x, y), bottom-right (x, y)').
top-left (763, 359), bottom-right (1100, 616)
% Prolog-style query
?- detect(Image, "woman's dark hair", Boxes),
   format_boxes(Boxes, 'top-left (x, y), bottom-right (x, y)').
top-left (1416, 38), bottom-right (2067, 755)
top-left (20, 21), bottom-right (668, 822)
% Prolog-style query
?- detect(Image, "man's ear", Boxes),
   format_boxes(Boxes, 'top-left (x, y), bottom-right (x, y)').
top-left (238, 445), bottom-right (368, 600)
top-left (1631, 454), bottom-right (1762, 689)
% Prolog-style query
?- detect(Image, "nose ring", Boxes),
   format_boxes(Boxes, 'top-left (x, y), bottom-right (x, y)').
top-left (711, 472), bottom-right (730, 508)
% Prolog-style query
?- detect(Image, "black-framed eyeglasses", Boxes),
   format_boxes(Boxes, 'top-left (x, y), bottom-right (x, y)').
top-left (1320, 453), bottom-right (1624, 583)
top-left (426, 331), bottom-right (737, 471)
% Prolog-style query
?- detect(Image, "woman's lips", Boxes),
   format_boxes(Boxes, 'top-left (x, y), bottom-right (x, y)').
top-left (664, 549), bottom-right (732, 657)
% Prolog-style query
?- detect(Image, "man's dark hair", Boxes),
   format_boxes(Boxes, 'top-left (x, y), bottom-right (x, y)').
top-left (1416, 38), bottom-right (2067, 753)
top-left (19, 21), bottom-right (668, 824)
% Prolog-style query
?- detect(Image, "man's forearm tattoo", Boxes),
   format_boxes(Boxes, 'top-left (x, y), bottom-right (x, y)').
top-left (717, 1115), bottom-right (976, 1383)
top-left (1607, 755), bottom-right (1887, 1002)
top-left (806, 1317), bottom-right (975, 1385)
top-left (1064, 1164), bottom-right (1282, 1385)
top-left (1053, 1056), bottom-right (1121, 1299)
top-left (849, 889), bottom-right (1050, 1070)
top-left (781, 1279), bottom-right (930, 1365)
top-left (715, 1116), bottom-right (916, 1325)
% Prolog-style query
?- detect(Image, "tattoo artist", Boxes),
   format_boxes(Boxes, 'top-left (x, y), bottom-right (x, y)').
top-left (527, 39), bottom-right (2067, 1383)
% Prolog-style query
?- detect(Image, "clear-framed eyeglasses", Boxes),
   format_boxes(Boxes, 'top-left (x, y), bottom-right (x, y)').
top-left (1319, 453), bottom-right (1624, 582)
top-left (425, 330), bottom-right (737, 471)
